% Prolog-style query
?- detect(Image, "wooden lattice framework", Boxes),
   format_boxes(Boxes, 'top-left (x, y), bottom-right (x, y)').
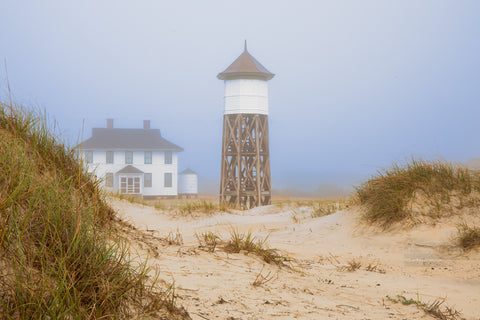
top-left (220, 113), bottom-right (271, 208)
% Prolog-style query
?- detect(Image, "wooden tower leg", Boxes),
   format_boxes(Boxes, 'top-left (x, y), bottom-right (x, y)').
top-left (220, 114), bottom-right (271, 209)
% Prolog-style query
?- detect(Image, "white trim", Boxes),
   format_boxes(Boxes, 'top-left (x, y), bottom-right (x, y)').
top-left (118, 174), bottom-right (143, 194)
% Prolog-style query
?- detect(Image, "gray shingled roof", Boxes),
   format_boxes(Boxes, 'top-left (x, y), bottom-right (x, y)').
top-left (79, 128), bottom-right (183, 151)
top-left (116, 165), bottom-right (144, 174)
top-left (217, 44), bottom-right (274, 81)
top-left (179, 168), bottom-right (197, 175)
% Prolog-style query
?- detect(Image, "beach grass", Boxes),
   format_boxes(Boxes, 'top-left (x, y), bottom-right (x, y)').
top-left (0, 101), bottom-right (189, 319)
top-left (195, 231), bottom-right (221, 252)
top-left (177, 200), bottom-right (223, 215)
top-left (356, 158), bottom-right (480, 226)
top-left (387, 295), bottom-right (464, 320)
top-left (224, 227), bottom-right (295, 267)
top-left (111, 194), bottom-right (236, 216)
top-left (194, 227), bottom-right (294, 268)
top-left (456, 223), bottom-right (480, 250)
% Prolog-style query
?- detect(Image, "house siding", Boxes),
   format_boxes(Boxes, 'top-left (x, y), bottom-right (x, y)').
top-left (85, 150), bottom-right (179, 197)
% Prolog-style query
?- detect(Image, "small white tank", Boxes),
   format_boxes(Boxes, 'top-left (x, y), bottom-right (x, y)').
top-left (178, 168), bottom-right (198, 195)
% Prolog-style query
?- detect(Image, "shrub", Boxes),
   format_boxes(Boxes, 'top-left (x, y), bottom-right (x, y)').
top-left (224, 227), bottom-right (294, 267)
top-left (356, 158), bottom-right (480, 226)
top-left (456, 223), bottom-right (480, 250)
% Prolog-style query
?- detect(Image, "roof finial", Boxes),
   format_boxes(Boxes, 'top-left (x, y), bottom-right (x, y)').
top-left (244, 39), bottom-right (247, 52)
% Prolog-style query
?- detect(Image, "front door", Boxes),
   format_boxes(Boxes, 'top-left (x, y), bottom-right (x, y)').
top-left (120, 176), bottom-right (141, 194)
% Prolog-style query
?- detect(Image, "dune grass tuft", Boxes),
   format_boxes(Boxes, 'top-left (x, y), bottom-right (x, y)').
top-left (224, 227), bottom-right (295, 268)
top-left (195, 231), bottom-right (220, 252)
top-left (166, 229), bottom-right (184, 246)
top-left (356, 158), bottom-right (480, 227)
top-left (0, 101), bottom-right (189, 319)
top-left (387, 295), bottom-right (464, 320)
top-left (176, 200), bottom-right (235, 215)
top-left (339, 259), bottom-right (362, 272)
top-left (456, 223), bottom-right (480, 250)
top-left (194, 228), bottom-right (294, 268)
top-left (251, 265), bottom-right (276, 287)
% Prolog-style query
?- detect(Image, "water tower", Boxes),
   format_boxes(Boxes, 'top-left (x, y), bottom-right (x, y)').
top-left (217, 42), bottom-right (274, 208)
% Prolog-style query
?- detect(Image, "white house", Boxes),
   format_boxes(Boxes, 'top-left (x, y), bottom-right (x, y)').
top-left (79, 119), bottom-right (183, 198)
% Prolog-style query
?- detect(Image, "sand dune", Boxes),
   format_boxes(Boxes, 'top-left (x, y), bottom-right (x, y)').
top-left (110, 198), bottom-right (480, 320)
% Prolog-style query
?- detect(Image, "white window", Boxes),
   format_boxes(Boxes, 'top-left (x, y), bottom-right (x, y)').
top-left (164, 151), bottom-right (172, 164)
top-left (164, 172), bottom-right (172, 188)
top-left (106, 151), bottom-right (114, 164)
top-left (105, 172), bottom-right (113, 187)
top-left (125, 151), bottom-right (133, 164)
top-left (144, 151), bottom-right (152, 164)
top-left (120, 177), bottom-right (140, 194)
top-left (144, 173), bottom-right (152, 187)
top-left (85, 151), bottom-right (93, 164)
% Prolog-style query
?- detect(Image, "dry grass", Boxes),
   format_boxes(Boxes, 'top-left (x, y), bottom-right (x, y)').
top-left (195, 231), bottom-right (220, 252)
top-left (0, 101), bottom-right (189, 319)
top-left (194, 227), bottom-right (295, 268)
top-left (110, 194), bottom-right (235, 217)
top-left (338, 259), bottom-right (362, 272)
top-left (387, 295), bottom-right (464, 320)
top-left (425, 299), bottom-right (465, 320)
top-left (166, 229), bottom-right (184, 246)
top-left (274, 198), bottom-right (351, 219)
top-left (176, 200), bottom-right (235, 215)
top-left (113, 192), bottom-right (149, 206)
top-left (365, 263), bottom-right (386, 274)
top-left (311, 199), bottom-right (352, 218)
top-left (456, 223), bottom-right (480, 250)
top-left (356, 158), bottom-right (480, 227)
top-left (251, 265), bottom-right (276, 287)
top-left (275, 198), bottom-right (352, 224)
top-left (224, 227), bottom-right (295, 267)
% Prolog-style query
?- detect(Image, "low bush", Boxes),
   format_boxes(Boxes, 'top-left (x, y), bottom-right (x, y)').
top-left (356, 158), bottom-right (480, 226)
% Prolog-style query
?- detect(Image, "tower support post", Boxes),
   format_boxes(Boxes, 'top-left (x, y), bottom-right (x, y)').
top-left (220, 113), bottom-right (271, 209)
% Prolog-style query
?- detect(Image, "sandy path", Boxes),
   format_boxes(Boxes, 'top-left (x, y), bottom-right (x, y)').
top-left (111, 199), bottom-right (480, 320)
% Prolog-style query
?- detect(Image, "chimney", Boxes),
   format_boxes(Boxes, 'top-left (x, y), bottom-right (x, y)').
top-left (143, 120), bottom-right (150, 130)
top-left (106, 119), bottom-right (114, 129)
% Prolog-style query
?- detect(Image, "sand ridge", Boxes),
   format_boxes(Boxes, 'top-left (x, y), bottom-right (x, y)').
top-left (111, 198), bottom-right (480, 320)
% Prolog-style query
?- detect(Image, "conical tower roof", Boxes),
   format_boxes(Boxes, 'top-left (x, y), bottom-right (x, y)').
top-left (217, 42), bottom-right (274, 81)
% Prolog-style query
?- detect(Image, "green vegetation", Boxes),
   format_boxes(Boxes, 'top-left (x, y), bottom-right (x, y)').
top-left (251, 265), bottom-right (275, 287)
top-left (111, 195), bottom-right (235, 216)
top-left (113, 192), bottom-right (150, 206)
top-left (339, 259), bottom-right (362, 272)
top-left (195, 231), bottom-right (220, 252)
top-left (0, 102), bottom-right (189, 319)
top-left (274, 198), bottom-right (351, 221)
top-left (356, 159), bottom-right (480, 226)
top-left (456, 223), bottom-right (480, 250)
top-left (195, 228), bottom-right (294, 268)
top-left (386, 295), bottom-right (464, 320)
top-left (176, 200), bottom-right (234, 215)
top-left (166, 229), bottom-right (184, 246)
top-left (311, 199), bottom-right (352, 218)
top-left (224, 228), bottom-right (294, 267)
top-left (386, 294), bottom-right (425, 306)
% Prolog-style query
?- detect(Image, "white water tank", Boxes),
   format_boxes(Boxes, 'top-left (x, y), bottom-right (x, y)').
top-left (178, 168), bottom-right (198, 195)
top-left (217, 42), bottom-right (274, 115)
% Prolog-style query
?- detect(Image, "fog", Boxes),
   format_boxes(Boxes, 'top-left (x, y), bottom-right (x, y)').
top-left (1, 1), bottom-right (479, 195)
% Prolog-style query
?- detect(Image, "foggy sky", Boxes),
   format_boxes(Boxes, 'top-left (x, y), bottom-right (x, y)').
top-left (1, 1), bottom-right (479, 194)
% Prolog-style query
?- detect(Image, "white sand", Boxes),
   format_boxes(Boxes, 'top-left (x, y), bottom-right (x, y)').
top-left (111, 199), bottom-right (480, 320)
